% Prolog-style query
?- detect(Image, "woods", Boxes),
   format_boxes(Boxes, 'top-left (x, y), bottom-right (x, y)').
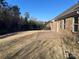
top-left (0, 0), bottom-right (45, 35)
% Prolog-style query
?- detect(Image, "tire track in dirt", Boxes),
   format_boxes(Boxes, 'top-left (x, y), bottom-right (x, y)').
top-left (1, 30), bottom-right (78, 59)
top-left (0, 33), bottom-right (37, 59)
top-left (20, 31), bottom-right (62, 59)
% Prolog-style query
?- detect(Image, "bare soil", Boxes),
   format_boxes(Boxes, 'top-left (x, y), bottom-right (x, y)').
top-left (0, 30), bottom-right (79, 59)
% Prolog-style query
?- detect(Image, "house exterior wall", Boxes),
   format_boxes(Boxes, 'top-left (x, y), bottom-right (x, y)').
top-left (64, 17), bottom-right (73, 33)
top-left (51, 17), bottom-right (77, 31)
top-left (78, 17), bottom-right (79, 31)
top-left (49, 16), bottom-right (79, 35)
top-left (50, 22), bottom-right (53, 30)
top-left (58, 19), bottom-right (64, 32)
top-left (58, 17), bottom-right (74, 34)
top-left (52, 21), bottom-right (58, 32)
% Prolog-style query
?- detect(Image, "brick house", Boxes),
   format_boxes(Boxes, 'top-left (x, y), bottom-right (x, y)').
top-left (49, 3), bottom-right (79, 35)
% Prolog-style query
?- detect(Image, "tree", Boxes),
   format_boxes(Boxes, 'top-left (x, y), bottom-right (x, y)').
top-left (0, 0), bottom-right (8, 7)
top-left (24, 12), bottom-right (29, 20)
top-left (0, 0), bottom-right (45, 35)
top-left (0, 0), bottom-right (5, 5)
top-left (10, 5), bottom-right (21, 31)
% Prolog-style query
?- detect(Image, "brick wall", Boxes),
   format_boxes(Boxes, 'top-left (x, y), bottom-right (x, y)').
top-left (50, 22), bottom-right (53, 30)
top-left (78, 17), bottom-right (79, 31)
top-left (52, 21), bottom-right (57, 32)
top-left (49, 16), bottom-right (79, 34)
top-left (65, 17), bottom-right (73, 32)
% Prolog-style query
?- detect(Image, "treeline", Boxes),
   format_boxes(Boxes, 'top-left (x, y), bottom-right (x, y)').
top-left (0, 0), bottom-right (45, 35)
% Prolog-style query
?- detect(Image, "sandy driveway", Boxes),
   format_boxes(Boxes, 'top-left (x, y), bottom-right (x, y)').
top-left (0, 30), bottom-right (78, 59)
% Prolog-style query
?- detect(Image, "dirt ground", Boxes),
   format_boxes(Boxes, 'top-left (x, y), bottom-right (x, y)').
top-left (0, 30), bottom-right (79, 59)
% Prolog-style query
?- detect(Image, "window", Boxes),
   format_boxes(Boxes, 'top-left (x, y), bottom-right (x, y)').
top-left (60, 19), bottom-right (66, 30)
top-left (74, 17), bottom-right (78, 23)
top-left (61, 19), bottom-right (66, 30)
top-left (72, 17), bottom-right (78, 32)
top-left (60, 21), bottom-right (62, 29)
top-left (74, 25), bottom-right (78, 31)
